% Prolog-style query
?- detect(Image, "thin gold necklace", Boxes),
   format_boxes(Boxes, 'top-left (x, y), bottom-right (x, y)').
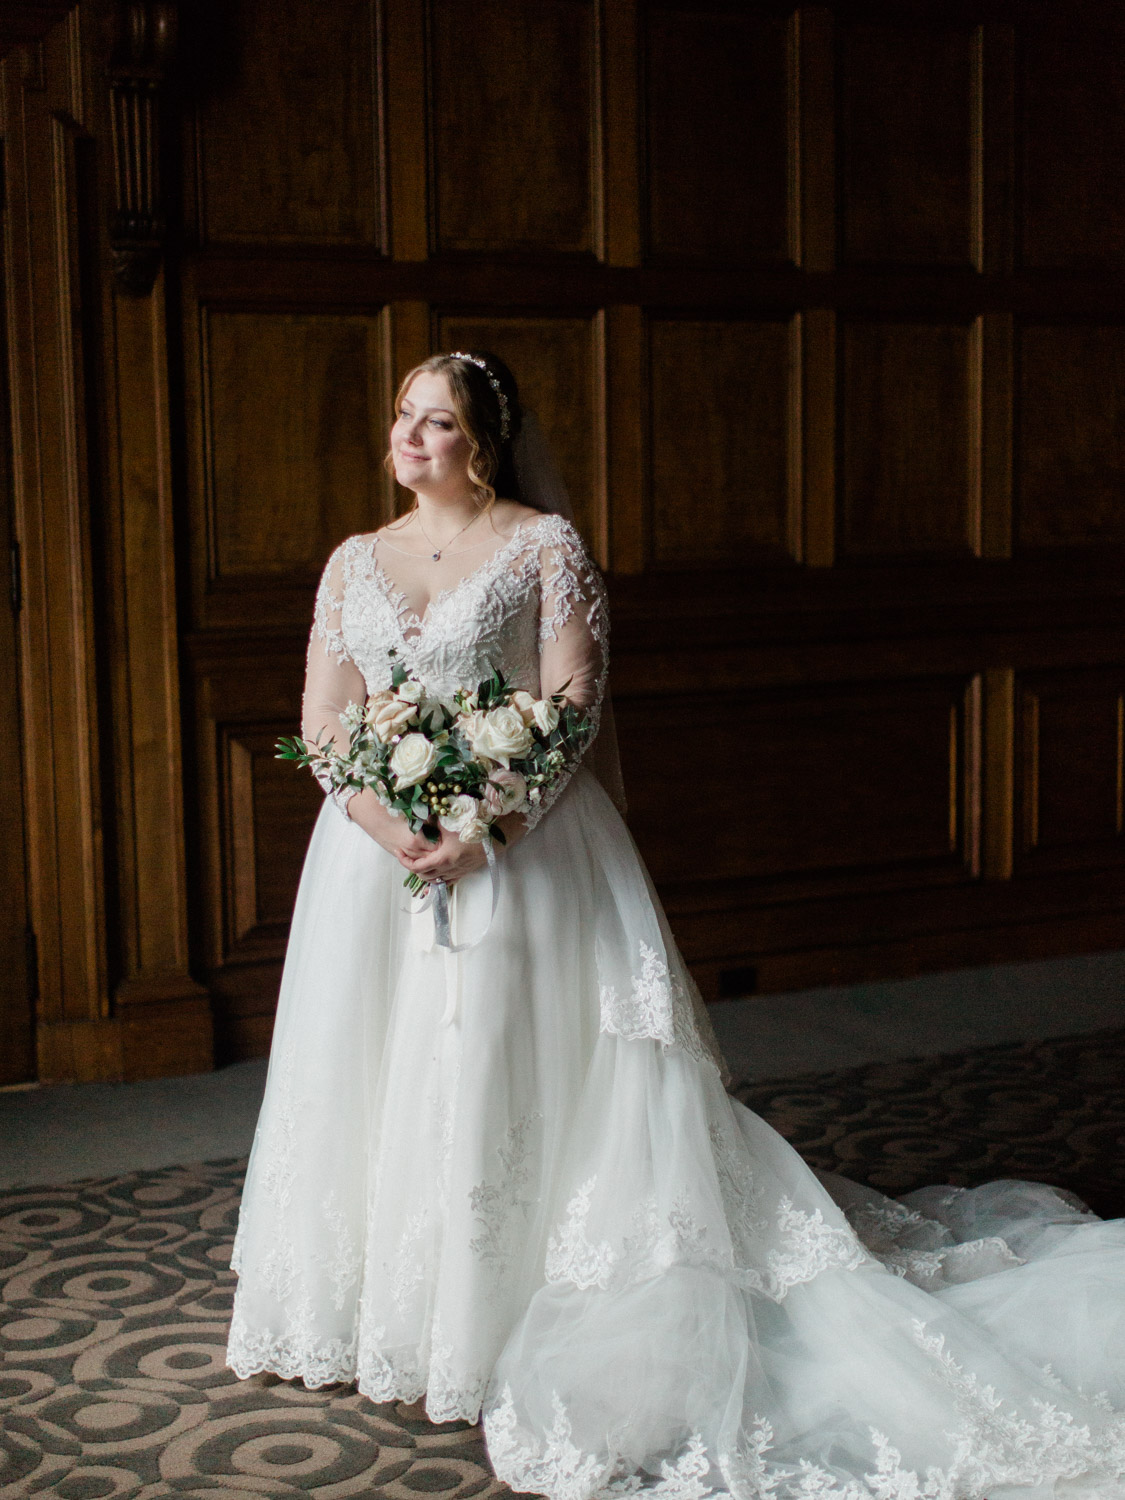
top-left (412, 505), bottom-right (482, 561)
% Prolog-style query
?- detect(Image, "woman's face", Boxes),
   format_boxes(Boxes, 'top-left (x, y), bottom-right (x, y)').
top-left (391, 371), bottom-right (473, 498)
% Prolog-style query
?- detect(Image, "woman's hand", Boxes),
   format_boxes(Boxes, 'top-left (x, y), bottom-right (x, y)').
top-left (396, 825), bottom-right (487, 885)
top-left (347, 789), bottom-right (436, 864)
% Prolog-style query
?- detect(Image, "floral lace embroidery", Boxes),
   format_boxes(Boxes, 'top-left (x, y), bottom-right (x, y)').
top-left (312, 563), bottom-right (348, 663)
top-left (912, 1319), bottom-right (1125, 1490)
top-left (469, 1111), bottom-right (542, 1283)
top-left (226, 1293), bottom-right (357, 1390)
top-left (739, 1198), bottom-right (869, 1302)
top-left (600, 942), bottom-right (717, 1068)
top-left (313, 1190), bottom-right (360, 1311)
top-left (707, 1121), bottom-right (769, 1258)
top-left (260, 1040), bottom-right (300, 1212)
top-left (719, 1418), bottom-right (953, 1499)
top-left (545, 1178), bottom-right (619, 1290)
top-left (487, 1359), bottom-right (1125, 1500)
top-left (845, 1199), bottom-right (1025, 1291)
top-left (485, 1385), bottom-right (612, 1500)
top-left (389, 1208), bottom-right (429, 1316)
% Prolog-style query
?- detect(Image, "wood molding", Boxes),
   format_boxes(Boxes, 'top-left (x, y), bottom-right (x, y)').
top-left (3, 19), bottom-right (108, 1032)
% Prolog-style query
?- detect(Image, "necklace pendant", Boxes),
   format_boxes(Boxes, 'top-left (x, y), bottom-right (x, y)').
top-left (432, 550), bottom-right (441, 561)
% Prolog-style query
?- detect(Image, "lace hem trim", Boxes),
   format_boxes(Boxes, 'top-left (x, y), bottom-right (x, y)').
top-left (225, 1313), bottom-right (487, 1424)
top-left (483, 1351), bottom-right (1125, 1500)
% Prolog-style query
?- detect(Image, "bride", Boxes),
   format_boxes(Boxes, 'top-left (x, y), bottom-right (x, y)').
top-left (226, 351), bottom-right (1125, 1499)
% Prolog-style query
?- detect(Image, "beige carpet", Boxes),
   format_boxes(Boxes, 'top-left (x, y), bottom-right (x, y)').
top-left (2, 1025), bottom-right (1123, 1496)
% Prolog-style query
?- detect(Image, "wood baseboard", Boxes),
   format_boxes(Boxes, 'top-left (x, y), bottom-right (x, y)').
top-left (37, 996), bottom-right (214, 1083)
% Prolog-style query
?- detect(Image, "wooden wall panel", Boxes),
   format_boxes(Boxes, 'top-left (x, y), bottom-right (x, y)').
top-left (649, 317), bottom-right (794, 567)
top-left (436, 312), bottom-right (603, 549)
top-left (428, 0), bottom-right (595, 253)
top-left (193, 0), bottom-right (384, 246)
top-left (225, 729), bottom-right (324, 954)
top-left (841, 320), bottom-right (973, 558)
top-left (643, 5), bottom-right (789, 264)
top-left (620, 677), bottom-right (974, 888)
top-left (200, 309), bottom-right (389, 589)
top-left (1020, 12), bottom-right (1125, 270)
top-left (1016, 324), bottom-right (1125, 550)
top-left (1017, 671), bottom-right (1125, 872)
top-left (839, 21), bottom-right (974, 267)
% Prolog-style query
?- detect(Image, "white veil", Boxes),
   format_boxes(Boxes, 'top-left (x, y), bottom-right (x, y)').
top-left (514, 412), bottom-right (628, 816)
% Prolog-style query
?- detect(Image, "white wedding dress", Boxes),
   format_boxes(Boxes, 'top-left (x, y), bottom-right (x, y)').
top-left (227, 513), bottom-right (1125, 1500)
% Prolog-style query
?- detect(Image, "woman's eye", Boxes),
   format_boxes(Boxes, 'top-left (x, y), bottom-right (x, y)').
top-left (430, 419), bottom-right (452, 430)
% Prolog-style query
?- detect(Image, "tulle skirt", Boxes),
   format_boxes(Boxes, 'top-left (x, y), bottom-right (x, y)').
top-left (227, 770), bottom-right (1125, 1499)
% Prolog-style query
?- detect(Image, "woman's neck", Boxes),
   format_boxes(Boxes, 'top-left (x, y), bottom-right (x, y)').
top-left (409, 490), bottom-right (490, 547)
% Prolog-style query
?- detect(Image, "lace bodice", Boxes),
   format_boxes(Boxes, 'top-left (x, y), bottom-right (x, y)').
top-left (302, 514), bottom-right (609, 827)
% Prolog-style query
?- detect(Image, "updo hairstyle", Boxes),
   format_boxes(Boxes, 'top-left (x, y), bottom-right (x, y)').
top-left (387, 350), bottom-right (523, 512)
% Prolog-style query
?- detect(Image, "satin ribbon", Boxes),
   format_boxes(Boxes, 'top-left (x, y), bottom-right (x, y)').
top-left (405, 840), bottom-right (499, 945)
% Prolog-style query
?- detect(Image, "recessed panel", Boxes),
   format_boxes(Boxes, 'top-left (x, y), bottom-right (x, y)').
top-left (840, 21), bottom-right (974, 267)
top-left (1021, 15), bottom-right (1125, 270)
top-left (204, 310), bottom-right (387, 581)
top-left (621, 679), bottom-right (969, 887)
top-left (1017, 673), bottom-right (1125, 871)
top-left (226, 728), bottom-right (324, 950)
top-left (194, 0), bottom-right (382, 244)
top-left (649, 317), bottom-right (792, 566)
top-left (1017, 325), bottom-right (1125, 550)
top-left (435, 314), bottom-right (600, 547)
top-left (841, 320), bottom-right (973, 558)
top-left (644, 7), bottom-right (789, 264)
top-left (428, 0), bottom-right (594, 252)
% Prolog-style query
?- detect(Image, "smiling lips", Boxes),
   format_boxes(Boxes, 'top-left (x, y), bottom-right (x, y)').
top-left (398, 450), bottom-right (427, 462)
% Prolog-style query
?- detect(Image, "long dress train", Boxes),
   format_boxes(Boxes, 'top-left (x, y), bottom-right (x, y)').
top-left (227, 515), bottom-right (1125, 1500)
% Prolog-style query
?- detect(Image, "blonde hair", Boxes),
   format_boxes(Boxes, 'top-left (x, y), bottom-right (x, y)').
top-left (384, 352), bottom-right (521, 513)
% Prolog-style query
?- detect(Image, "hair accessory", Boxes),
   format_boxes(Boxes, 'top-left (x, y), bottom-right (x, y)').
top-left (448, 352), bottom-right (511, 442)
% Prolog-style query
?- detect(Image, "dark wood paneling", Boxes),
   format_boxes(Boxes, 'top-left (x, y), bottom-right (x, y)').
top-left (621, 676), bottom-right (975, 888)
top-left (190, 642), bottom-right (319, 1057)
top-left (649, 316), bottom-right (794, 567)
top-left (193, 0), bottom-right (384, 246)
top-left (841, 319), bottom-right (973, 558)
top-left (643, 5), bottom-right (789, 265)
top-left (1016, 324), bottom-right (1125, 551)
top-left (1017, 670), bottom-right (1125, 872)
top-left (436, 312), bottom-right (603, 550)
top-left (198, 308), bottom-right (389, 605)
top-left (428, 0), bottom-right (595, 254)
top-left (1021, 12), bottom-right (1125, 271)
top-left (224, 727), bottom-right (324, 954)
top-left (839, 21), bottom-right (975, 267)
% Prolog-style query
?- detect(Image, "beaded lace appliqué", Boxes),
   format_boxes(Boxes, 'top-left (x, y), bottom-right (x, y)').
top-left (600, 940), bottom-right (726, 1071)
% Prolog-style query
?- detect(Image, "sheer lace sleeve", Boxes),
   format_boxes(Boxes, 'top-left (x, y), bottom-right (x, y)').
top-left (302, 541), bottom-right (366, 815)
top-left (525, 519), bottom-right (610, 830)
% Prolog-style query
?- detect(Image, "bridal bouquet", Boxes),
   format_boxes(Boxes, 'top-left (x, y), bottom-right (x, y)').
top-left (278, 651), bottom-right (592, 894)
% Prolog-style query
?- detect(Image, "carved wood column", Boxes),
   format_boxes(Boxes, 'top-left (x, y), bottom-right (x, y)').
top-left (102, 0), bottom-right (212, 1073)
top-left (2, 13), bottom-right (110, 1078)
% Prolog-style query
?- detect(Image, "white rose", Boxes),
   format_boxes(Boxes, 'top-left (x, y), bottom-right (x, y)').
top-left (468, 705), bottom-right (534, 767)
top-left (389, 733), bottom-right (439, 789)
top-left (397, 679), bottom-right (425, 704)
top-left (372, 698), bottom-right (417, 743)
top-left (509, 689), bottom-right (538, 726)
top-left (438, 793), bottom-right (481, 834)
top-left (531, 697), bottom-right (560, 735)
top-left (458, 815), bottom-right (491, 845)
top-left (363, 689), bottom-right (395, 728)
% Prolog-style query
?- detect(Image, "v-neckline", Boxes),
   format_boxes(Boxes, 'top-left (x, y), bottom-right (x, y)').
top-left (361, 520), bottom-right (535, 642)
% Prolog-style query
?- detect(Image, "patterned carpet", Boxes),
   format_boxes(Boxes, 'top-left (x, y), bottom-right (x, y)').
top-left (2, 1025), bottom-right (1123, 1497)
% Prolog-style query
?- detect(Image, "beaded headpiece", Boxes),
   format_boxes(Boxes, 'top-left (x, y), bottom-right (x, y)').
top-left (448, 352), bottom-right (511, 442)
